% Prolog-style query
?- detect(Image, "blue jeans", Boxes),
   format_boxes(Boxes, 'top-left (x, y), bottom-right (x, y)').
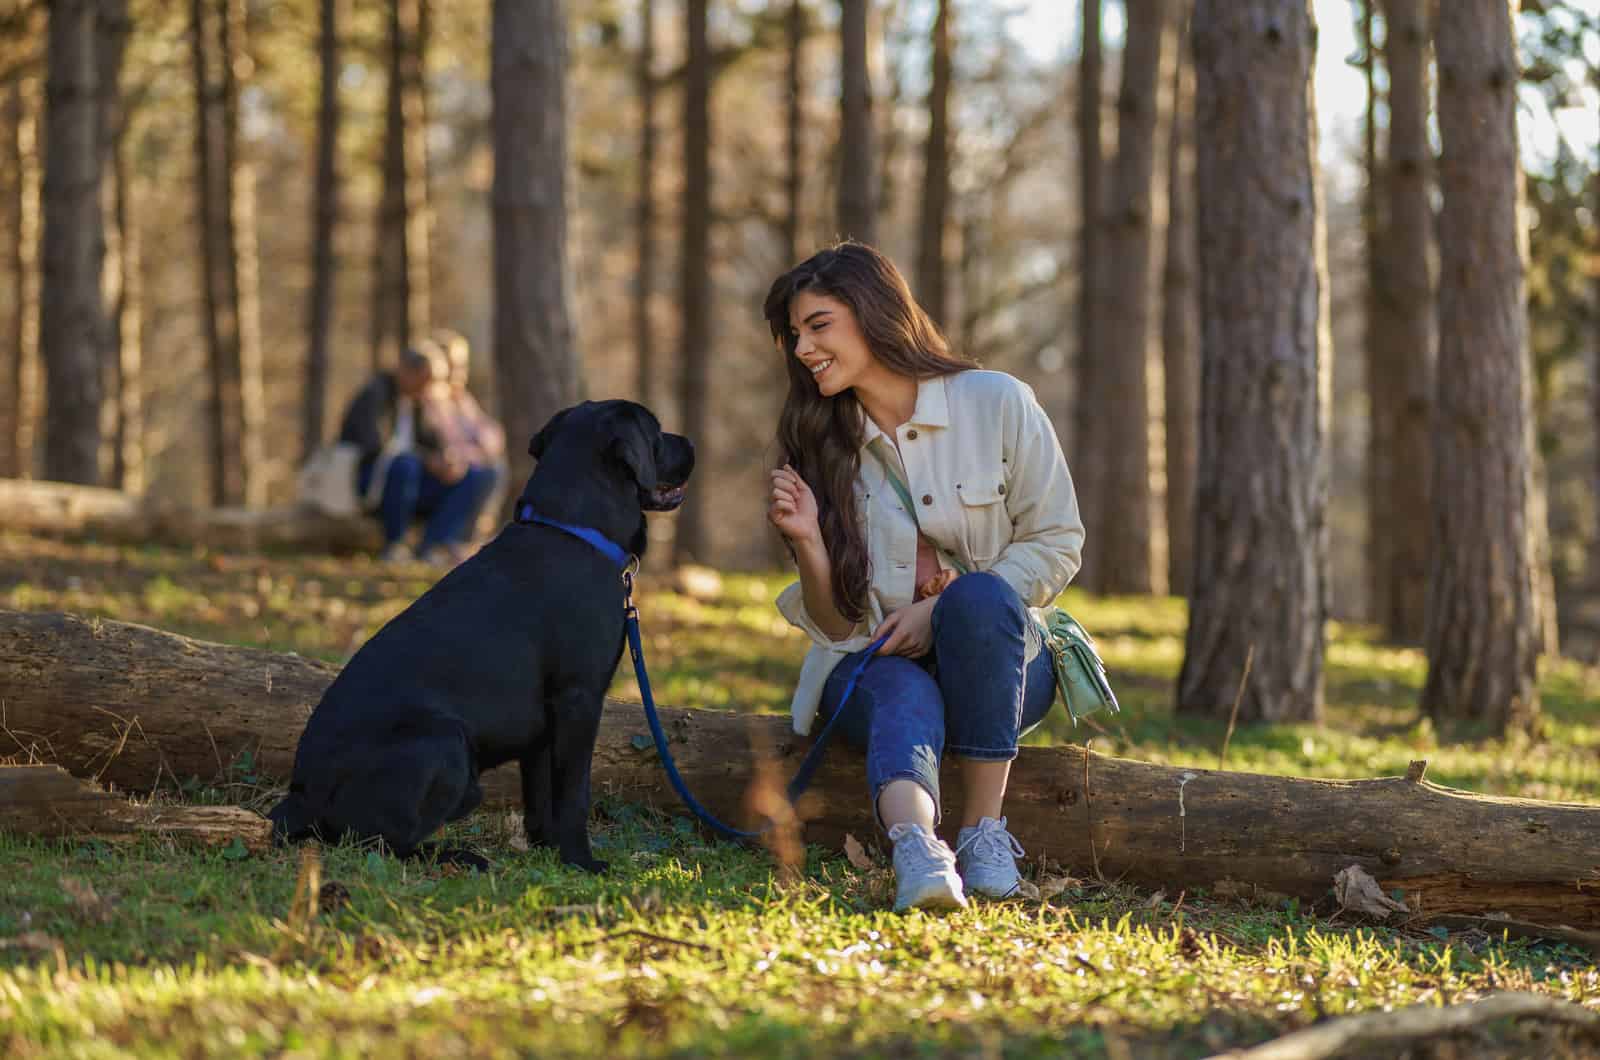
top-left (359, 454), bottom-right (498, 550)
top-left (815, 571), bottom-right (1057, 828)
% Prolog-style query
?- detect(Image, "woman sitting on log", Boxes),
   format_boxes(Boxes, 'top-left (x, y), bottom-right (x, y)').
top-left (763, 242), bottom-right (1085, 911)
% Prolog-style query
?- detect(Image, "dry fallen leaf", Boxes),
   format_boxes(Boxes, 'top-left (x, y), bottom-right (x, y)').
top-left (59, 876), bottom-right (117, 924)
top-left (843, 833), bottom-right (874, 870)
top-left (0, 931), bottom-right (61, 954)
top-left (1037, 875), bottom-right (1078, 901)
top-left (1333, 864), bottom-right (1409, 919)
top-left (1145, 890), bottom-right (1167, 909)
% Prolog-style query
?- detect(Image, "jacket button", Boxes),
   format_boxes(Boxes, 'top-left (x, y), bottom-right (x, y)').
top-left (921, 494), bottom-right (933, 506)
top-left (998, 484), bottom-right (1007, 495)
top-left (906, 429), bottom-right (918, 440)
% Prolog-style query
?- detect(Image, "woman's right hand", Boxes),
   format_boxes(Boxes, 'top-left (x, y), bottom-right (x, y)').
top-left (769, 464), bottom-right (821, 545)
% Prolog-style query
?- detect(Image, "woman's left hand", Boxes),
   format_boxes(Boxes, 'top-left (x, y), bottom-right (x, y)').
top-left (872, 597), bottom-right (938, 657)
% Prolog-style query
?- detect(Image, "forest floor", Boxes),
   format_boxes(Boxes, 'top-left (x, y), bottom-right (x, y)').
top-left (4, 529), bottom-right (1600, 1057)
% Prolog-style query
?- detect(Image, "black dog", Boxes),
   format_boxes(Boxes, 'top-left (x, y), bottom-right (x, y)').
top-left (268, 400), bottom-right (694, 871)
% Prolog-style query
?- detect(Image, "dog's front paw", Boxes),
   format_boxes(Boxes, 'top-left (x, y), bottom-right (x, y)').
top-left (564, 854), bottom-right (609, 874)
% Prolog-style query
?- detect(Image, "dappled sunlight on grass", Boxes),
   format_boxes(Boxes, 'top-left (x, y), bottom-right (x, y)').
top-left (4, 531), bottom-right (1600, 1055)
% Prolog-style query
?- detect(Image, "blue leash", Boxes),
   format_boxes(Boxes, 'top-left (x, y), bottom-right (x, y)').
top-left (519, 506), bottom-right (883, 841)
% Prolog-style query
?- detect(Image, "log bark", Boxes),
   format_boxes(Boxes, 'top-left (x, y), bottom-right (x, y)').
top-left (0, 479), bottom-right (381, 552)
top-left (0, 765), bottom-right (271, 851)
top-left (5, 610), bottom-right (1600, 926)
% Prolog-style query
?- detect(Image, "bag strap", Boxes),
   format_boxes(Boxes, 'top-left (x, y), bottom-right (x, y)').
top-left (867, 445), bottom-right (970, 575)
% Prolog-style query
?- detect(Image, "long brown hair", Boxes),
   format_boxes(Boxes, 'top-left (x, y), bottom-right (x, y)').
top-left (764, 242), bottom-right (976, 623)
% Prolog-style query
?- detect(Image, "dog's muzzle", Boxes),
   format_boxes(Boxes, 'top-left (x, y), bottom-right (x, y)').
top-left (643, 483), bottom-right (688, 511)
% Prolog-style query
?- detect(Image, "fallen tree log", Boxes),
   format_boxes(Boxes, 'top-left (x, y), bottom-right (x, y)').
top-left (0, 479), bottom-right (380, 552)
top-left (5, 608), bottom-right (1600, 926)
top-left (1, 764), bottom-right (272, 850)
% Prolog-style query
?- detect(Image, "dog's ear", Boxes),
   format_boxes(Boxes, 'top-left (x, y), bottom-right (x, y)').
top-left (529, 407), bottom-right (572, 460)
top-left (609, 418), bottom-right (659, 491)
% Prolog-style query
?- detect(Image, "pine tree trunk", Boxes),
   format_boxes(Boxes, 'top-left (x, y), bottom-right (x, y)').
top-left (492, 0), bottom-right (578, 502)
top-left (1422, 0), bottom-right (1540, 734)
top-left (782, 0), bottom-right (804, 268)
top-left (634, 0), bottom-right (656, 410)
top-left (41, 0), bottom-right (106, 485)
top-left (191, 0), bottom-right (235, 506)
top-left (303, 0), bottom-right (342, 462)
top-left (1379, 0), bottom-right (1433, 643)
top-left (1162, 3), bottom-right (1198, 598)
top-left (1070, 0), bottom-right (1104, 558)
top-left (372, 0), bottom-right (431, 368)
top-left (837, 0), bottom-right (875, 244)
top-left (673, 0), bottom-right (712, 564)
top-left (1178, 0), bottom-right (1330, 724)
top-left (1361, 0), bottom-right (1394, 631)
top-left (913, 0), bottom-right (951, 328)
top-left (6, 75), bottom-right (42, 481)
top-left (109, 118), bottom-right (143, 495)
top-left (96, 0), bottom-right (129, 486)
top-left (219, 0), bottom-right (264, 507)
top-left (1088, 0), bottom-right (1171, 595)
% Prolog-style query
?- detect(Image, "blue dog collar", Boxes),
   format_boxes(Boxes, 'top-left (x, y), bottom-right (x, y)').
top-left (515, 502), bottom-right (635, 571)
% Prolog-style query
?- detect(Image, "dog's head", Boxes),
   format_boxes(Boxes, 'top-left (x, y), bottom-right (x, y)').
top-left (529, 400), bottom-right (694, 512)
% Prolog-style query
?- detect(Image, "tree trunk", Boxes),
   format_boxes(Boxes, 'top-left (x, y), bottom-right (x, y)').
top-left (913, 0), bottom-right (951, 328)
top-left (303, 0), bottom-right (342, 463)
top-left (41, 0), bottom-right (106, 486)
top-left (8, 609), bottom-right (1600, 928)
top-left (192, 0), bottom-right (227, 506)
top-left (836, 0), bottom-right (875, 244)
top-left (672, 0), bottom-right (712, 564)
top-left (96, 0), bottom-right (137, 494)
top-left (1178, 0), bottom-right (1329, 724)
top-left (219, 0), bottom-right (264, 508)
top-left (492, 0), bottom-right (578, 503)
top-left (634, 0), bottom-right (656, 411)
top-left (192, 0), bottom-right (255, 507)
top-left (107, 81), bottom-right (142, 495)
top-left (1, 766), bottom-right (272, 852)
top-left (1422, 0), bottom-right (1540, 735)
top-left (5, 75), bottom-right (42, 481)
top-left (1361, 0), bottom-right (1394, 632)
top-left (782, 0), bottom-right (805, 268)
top-left (1377, 0), bottom-right (1433, 644)
top-left (1070, 0), bottom-right (1104, 550)
top-left (1086, 0), bottom-right (1171, 596)
top-left (1162, 3), bottom-right (1198, 598)
top-left (95, 0), bottom-right (125, 485)
top-left (371, 0), bottom-right (432, 369)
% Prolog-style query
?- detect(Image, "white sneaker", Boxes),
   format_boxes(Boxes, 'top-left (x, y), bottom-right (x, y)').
top-left (956, 816), bottom-right (1026, 899)
top-left (887, 823), bottom-right (967, 912)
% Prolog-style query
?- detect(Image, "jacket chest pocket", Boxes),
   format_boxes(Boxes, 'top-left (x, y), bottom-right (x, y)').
top-left (955, 469), bottom-right (1010, 566)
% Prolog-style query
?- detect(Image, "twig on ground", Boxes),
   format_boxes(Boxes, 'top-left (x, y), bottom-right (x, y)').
top-left (596, 928), bottom-right (715, 953)
top-left (1218, 645), bottom-right (1255, 771)
top-left (1212, 991), bottom-right (1600, 1060)
top-left (1084, 739), bottom-right (1103, 883)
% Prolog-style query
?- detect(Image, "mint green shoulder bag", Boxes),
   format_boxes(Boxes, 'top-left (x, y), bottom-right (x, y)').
top-left (867, 448), bottom-right (1118, 725)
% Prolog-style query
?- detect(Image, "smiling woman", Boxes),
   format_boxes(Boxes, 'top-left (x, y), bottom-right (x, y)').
top-left (760, 241), bottom-right (1085, 913)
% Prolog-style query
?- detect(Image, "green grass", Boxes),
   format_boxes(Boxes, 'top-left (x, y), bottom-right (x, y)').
top-left (3, 530), bottom-right (1600, 1056)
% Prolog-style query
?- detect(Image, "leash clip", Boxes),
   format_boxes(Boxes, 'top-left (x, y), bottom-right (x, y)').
top-left (621, 554), bottom-right (641, 606)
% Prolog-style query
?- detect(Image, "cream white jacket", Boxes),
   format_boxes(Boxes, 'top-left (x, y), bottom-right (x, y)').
top-left (776, 370), bottom-right (1085, 734)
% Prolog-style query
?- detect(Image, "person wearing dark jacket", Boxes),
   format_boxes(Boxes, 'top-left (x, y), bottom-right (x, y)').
top-left (338, 344), bottom-right (497, 563)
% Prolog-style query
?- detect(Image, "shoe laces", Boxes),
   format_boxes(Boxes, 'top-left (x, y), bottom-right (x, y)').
top-left (956, 816), bottom-right (1025, 863)
top-left (887, 823), bottom-right (955, 873)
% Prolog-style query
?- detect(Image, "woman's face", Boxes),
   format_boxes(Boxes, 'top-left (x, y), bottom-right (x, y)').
top-left (788, 290), bottom-right (879, 398)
